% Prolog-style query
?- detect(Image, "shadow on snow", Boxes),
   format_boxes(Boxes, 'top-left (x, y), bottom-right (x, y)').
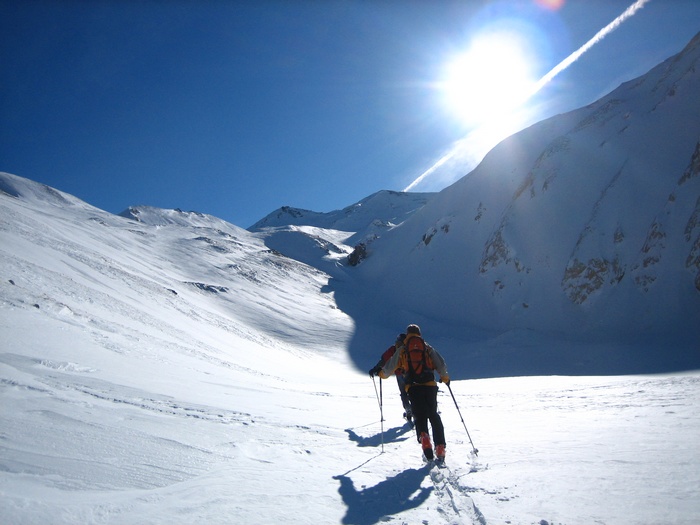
top-left (345, 423), bottom-right (414, 448)
top-left (333, 465), bottom-right (432, 525)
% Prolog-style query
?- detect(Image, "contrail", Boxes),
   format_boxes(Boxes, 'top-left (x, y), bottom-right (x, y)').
top-left (404, 0), bottom-right (652, 192)
top-left (531, 0), bottom-right (652, 94)
top-left (404, 144), bottom-right (461, 191)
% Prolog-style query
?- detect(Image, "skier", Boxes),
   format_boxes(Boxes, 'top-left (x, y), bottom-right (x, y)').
top-left (369, 333), bottom-right (413, 424)
top-left (379, 324), bottom-right (450, 462)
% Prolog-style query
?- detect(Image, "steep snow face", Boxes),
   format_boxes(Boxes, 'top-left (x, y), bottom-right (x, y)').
top-left (0, 172), bottom-right (353, 357)
top-left (351, 32), bottom-right (700, 350)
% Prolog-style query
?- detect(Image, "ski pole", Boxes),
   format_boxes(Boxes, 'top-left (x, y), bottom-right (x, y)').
top-left (372, 375), bottom-right (381, 409)
top-left (371, 375), bottom-right (385, 453)
top-left (447, 383), bottom-right (479, 456)
top-left (379, 376), bottom-right (385, 452)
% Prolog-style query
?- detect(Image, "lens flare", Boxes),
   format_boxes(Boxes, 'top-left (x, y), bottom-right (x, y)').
top-left (534, 0), bottom-right (566, 10)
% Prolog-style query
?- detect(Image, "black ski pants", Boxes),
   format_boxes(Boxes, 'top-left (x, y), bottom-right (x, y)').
top-left (408, 384), bottom-right (445, 446)
top-left (396, 375), bottom-right (412, 414)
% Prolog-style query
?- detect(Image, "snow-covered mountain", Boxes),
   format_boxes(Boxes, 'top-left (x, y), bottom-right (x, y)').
top-left (2, 33), bottom-right (700, 525)
top-left (250, 190), bottom-right (434, 233)
top-left (3, 171), bottom-right (700, 525)
top-left (4, 34), bottom-right (700, 380)
top-left (331, 32), bottom-right (700, 376)
top-left (215, 33), bottom-right (700, 377)
top-left (248, 190), bottom-right (434, 275)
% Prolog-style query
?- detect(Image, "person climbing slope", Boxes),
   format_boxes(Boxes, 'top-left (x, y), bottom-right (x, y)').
top-left (369, 333), bottom-right (413, 425)
top-left (379, 324), bottom-right (450, 461)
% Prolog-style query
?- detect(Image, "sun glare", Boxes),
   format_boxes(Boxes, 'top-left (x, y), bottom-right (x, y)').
top-left (441, 32), bottom-right (537, 127)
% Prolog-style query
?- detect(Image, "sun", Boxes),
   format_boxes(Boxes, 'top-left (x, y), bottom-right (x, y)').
top-left (440, 31), bottom-right (537, 127)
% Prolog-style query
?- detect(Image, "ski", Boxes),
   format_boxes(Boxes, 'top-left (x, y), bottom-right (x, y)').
top-left (423, 457), bottom-right (448, 468)
top-left (422, 455), bottom-right (447, 468)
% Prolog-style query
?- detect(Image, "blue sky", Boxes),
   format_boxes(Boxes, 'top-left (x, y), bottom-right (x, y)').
top-left (2, 0), bottom-right (699, 228)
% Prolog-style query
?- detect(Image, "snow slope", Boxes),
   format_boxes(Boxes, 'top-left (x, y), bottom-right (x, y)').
top-left (249, 190), bottom-right (434, 235)
top-left (2, 172), bottom-right (700, 524)
top-left (248, 190), bottom-right (435, 277)
top-left (3, 32), bottom-right (700, 525)
top-left (335, 32), bottom-right (700, 377)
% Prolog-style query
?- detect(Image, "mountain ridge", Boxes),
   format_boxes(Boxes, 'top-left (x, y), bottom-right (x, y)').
top-left (249, 189), bottom-right (435, 232)
top-left (338, 30), bottom-right (700, 352)
top-left (2, 34), bottom-right (699, 377)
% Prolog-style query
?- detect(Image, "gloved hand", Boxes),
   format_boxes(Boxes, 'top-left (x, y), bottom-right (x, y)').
top-left (369, 365), bottom-right (382, 378)
top-left (440, 375), bottom-right (450, 386)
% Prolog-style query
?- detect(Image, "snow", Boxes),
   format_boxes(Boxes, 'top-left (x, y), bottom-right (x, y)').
top-left (3, 33), bottom-right (700, 525)
top-left (349, 33), bottom-right (700, 350)
top-left (2, 172), bottom-right (700, 525)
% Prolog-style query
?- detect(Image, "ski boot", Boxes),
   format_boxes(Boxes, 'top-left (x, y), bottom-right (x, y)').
top-left (435, 444), bottom-right (446, 462)
top-left (420, 432), bottom-right (433, 461)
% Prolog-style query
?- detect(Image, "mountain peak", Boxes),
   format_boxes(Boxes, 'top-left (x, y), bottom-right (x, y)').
top-left (0, 171), bottom-right (86, 209)
top-left (119, 205), bottom-right (244, 232)
top-left (248, 190), bottom-right (435, 232)
top-left (342, 31), bottom-right (700, 359)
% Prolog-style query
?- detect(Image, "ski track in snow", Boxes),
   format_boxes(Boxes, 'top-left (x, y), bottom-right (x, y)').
top-left (429, 462), bottom-right (487, 525)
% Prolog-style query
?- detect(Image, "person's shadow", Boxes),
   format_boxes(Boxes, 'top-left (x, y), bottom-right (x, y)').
top-left (333, 465), bottom-right (432, 525)
top-left (345, 423), bottom-right (414, 448)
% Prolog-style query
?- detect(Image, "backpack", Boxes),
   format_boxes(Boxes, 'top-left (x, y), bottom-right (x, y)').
top-left (403, 336), bottom-right (435, 385)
